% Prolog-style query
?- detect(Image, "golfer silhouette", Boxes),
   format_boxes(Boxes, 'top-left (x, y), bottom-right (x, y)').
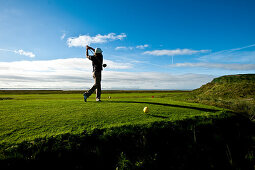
top-left (83, 45), bottom-right (103, 102)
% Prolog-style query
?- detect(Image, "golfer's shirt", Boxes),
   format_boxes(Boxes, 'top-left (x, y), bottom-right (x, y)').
top-left (87, 54), bottom-right (103, 72)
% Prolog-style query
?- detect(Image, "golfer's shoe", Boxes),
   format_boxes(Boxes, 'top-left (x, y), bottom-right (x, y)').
top-left (83, 93), bottom-right (88, 102)
top-left (96, 98), bottom-right (101, 102)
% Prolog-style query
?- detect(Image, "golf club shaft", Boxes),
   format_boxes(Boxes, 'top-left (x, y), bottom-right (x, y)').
top-left (89, 49), bottom-right (94, 54)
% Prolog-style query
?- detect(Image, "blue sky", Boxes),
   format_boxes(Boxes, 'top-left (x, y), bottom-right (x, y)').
top-left (0, 0), bottom-right (255, 89)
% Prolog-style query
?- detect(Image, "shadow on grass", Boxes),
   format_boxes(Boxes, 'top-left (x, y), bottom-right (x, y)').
top-left (146, 114), bottom-right (169, 119)
top-left (0, 97), bottom-right (13, 100)
top-left (105, 100), bottom-right (220, 113)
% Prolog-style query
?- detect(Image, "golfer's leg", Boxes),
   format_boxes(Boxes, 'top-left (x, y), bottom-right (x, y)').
top-left (96, 83), bottom-right (101, 99)
top-left (85, 72), bottom-right (97, 97)
top-left (95, 72), bottom-right (102, 99)
top-left (87, 84), bottom-right (96, 97)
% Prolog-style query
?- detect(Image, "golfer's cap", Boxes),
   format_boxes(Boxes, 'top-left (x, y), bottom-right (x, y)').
top-left (95, 48), bottom-right (103, 54)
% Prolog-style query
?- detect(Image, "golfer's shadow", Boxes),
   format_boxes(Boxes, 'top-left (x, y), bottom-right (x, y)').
top-left (105, 100), bottom-right (220, 113)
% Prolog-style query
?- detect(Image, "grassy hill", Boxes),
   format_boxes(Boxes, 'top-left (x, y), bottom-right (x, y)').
top-left (187, 74), bottom-right (255, 121)
top-left (192, 74), bottom-right (255, 99)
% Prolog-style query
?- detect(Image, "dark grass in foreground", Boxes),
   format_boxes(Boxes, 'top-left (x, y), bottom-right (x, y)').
top-left (0, 91), bottom-right (254, 169)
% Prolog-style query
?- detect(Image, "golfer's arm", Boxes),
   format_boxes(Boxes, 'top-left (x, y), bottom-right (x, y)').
top-left (90, 47), bottom-right (95, 52)
top-left (86, 49), bottom-right (89, 58)
top-left (86, 49), bottom-right (92, 60)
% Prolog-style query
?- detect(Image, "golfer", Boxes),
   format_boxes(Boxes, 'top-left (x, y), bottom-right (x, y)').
top-left (83, 45), bottom-right (103, 102)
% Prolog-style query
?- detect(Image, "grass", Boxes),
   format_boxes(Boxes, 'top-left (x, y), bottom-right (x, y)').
top-left (0, 91), bottom-right (253, 169)
top-left (0, 91), bottom-right (225, 145)
top-left (186, 74), bottom-right (255, 121)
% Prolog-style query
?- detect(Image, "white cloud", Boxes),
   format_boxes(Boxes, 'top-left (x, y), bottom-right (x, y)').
top-left (0, 58), bottom-right (130, 72)
top-left (210, 43), bottom-right (255, 55)
top-left (143, 49), bottom-right (210, 56)
top-left (172, 62), bottom-right (255, 70)
top-left (0, 48), bottom-right (35, 58)
top-left (0, 58), bottom-right (214, 90)
top-left (0, 48), bottom-right (13, 52)
top-left (136, 44), bottom-right (149, 49)
top-left (104, 59), bottom-right (132, 69)
top-left (67, 33), bottom-right (127, 47)
top-left (61, 33), bottom-right (66, 40)
top-left (115, 44), bottom-right (149, 50)
top-left (102, 72), bottom-right (214, 90)
top-left (227, 43), bottom-right (255, 52)
top-left (199, 46), bottom-right (255, 63)
top-left (115, 46), bottom-right (133, 50)
top-left (115, 46), bottom-right (127, 50)
top-left (14, 49), bottom-right (35, 58)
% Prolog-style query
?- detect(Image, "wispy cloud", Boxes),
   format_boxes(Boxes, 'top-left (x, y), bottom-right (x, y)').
top-left (143, 49), bottom-right (210, 56)
top-left (227, 43), bottom-right (255, 52)
top-left (115, 46), bottom-right (133, 50)
top-left (67, 33), bottom-right (127, 47)
top-left (199, 44), bottom-right (255, 62)
top-left (172, 62), bottom-right (255, 70)
top-left (0, 48), bottom-right (13, 52)
top-left (60, 33), bottom-right (66, 40)
top-left (0, 58), bottom-right (214, 90)
top-left (14, 49), bottom-right (35, 58)
top-left (211, 43), bottom-right (255, 55)
top-left (115, 44), bottom-right (149, 50)
top-left (0, 48), bottom-right (35, 58)
top-left (136, 44), bottom-right (149, 49)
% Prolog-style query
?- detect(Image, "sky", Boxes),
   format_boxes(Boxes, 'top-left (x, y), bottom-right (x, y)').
top-left (0, 0), bottom-right (255, 90)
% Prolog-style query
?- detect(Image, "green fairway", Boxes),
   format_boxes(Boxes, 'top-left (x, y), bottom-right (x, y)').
top-left (1, 91), bottom-right (253, 170)
top-left (0, 91), bottom-right (225, 145)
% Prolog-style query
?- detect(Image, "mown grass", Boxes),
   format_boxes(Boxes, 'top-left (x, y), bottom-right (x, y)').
top-left (0, 92), bottom-right (224, 145)
top-left (0, 91), bottom-right (253, 169)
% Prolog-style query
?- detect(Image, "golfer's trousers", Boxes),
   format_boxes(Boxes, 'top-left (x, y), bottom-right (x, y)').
top-left (87, 71), bottom-right (101, 99)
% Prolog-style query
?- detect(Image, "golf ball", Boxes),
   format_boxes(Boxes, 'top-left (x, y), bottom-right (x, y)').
top-left (143, 107), bottom-right (149, 113)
